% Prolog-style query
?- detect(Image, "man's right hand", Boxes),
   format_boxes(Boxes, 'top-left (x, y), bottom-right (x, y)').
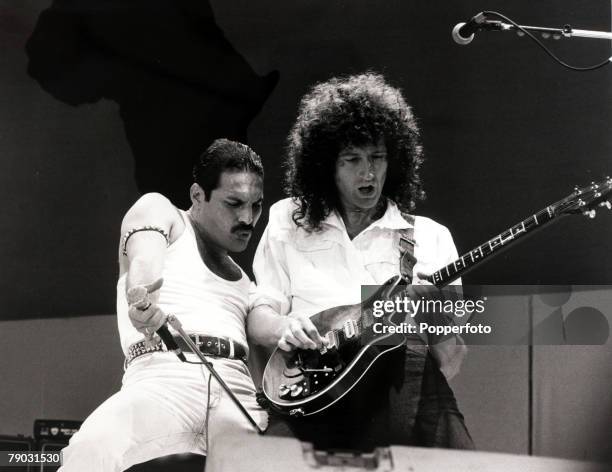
top-left (126, 278), bottom-right (166, 340)
top-left (277, 313), bottom-right (328, 352)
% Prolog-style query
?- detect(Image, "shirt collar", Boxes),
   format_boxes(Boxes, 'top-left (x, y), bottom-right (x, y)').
top-left (323, 199), bottom-right (413, 234)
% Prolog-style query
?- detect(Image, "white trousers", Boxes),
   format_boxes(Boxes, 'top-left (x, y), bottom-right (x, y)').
top-left (59, 352), bottom-right (267, 472)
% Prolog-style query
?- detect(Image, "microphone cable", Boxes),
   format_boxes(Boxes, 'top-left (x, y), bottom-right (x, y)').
top-left (204, 370), bottom-right (213, 455)
top-left (483, 10), bottom-right (612, 72)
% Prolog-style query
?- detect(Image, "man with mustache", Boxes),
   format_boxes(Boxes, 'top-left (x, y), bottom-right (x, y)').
top-left (248, 73), bottom-right (473, 450)
top-left (59, 139), bottom-right (267, 471)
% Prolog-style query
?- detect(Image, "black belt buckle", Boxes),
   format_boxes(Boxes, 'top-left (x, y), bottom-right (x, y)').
top-left (193, 334), bottom-right (202, 351)
top-left (189, 334), bottom-right (244, 361)
top-left (194, 335), bottom-right (223, 358)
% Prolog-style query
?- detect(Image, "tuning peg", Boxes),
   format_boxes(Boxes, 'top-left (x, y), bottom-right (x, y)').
top-left (599, 201), bottom-right (612, 210)
top-left (583, 209), bottom-right (597, 219)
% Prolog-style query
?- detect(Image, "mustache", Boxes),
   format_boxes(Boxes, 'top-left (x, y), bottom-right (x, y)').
top-left (232, 224), bottom-right (254, 233)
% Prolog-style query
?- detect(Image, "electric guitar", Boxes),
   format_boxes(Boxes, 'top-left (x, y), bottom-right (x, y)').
top-left (262, 177), bottom-right (612, 417)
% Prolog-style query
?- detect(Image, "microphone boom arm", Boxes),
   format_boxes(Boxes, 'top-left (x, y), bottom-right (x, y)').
top-left (499, 22), bottom-right (612, 40)
top-left (456, 12), bottom-right (612, 41)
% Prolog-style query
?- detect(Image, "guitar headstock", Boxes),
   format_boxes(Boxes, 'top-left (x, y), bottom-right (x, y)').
top-left (553, 176), bottom-right (612, 218)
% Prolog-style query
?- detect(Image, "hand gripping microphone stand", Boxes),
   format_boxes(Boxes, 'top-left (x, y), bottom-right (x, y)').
top-left (165, 314), bottom-right (266, 435)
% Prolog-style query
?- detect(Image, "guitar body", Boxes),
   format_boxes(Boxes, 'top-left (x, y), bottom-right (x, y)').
top-left (262, 178), bottom-right (612, 417)
top-left (262, 276), bottom-right (408, 417)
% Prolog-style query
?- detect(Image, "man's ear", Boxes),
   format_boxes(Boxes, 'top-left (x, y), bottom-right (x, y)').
top-left (190, 183), bottom-right (204, 205)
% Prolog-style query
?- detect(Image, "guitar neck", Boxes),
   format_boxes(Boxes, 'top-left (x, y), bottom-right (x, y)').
top-left (429, 200), bottom-right (569, 288)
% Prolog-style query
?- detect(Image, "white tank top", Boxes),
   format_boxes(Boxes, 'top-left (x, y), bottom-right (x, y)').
top-left (117, 210), bottom-right (251, 355)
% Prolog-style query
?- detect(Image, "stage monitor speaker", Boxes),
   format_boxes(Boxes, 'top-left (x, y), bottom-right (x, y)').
top-left (206, 435), bottom-right (609, 472)
top-left (33, 420), bottom-right (81, 443)
top-left (0, 435), bottom-right (34, 472)
top-left (36, 441), bottom-right (66, 472)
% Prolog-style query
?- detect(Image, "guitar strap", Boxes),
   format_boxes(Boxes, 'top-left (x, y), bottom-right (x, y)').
top-left (399, 213), bottom-right (467, 385)
top-left (398, 212), bottom-right (416, 283)
top-left (398, 212), bottom-right (431, 350)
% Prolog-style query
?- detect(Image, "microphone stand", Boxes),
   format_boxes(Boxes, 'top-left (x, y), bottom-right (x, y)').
top-left (477, 16), bottom-right (612, 41)
top-left (166, 314), bottom-right (266, 435)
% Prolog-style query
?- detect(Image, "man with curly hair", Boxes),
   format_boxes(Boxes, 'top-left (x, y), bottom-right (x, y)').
top-left (247, 73), bottom-right (473, 450)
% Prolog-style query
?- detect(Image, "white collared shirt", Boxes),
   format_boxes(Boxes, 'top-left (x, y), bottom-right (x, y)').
top-left (251, 198), bottom-right (460, 318)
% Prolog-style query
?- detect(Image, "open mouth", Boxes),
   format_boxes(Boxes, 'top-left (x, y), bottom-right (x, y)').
top-left (358, 185), bottom-right (376, 196)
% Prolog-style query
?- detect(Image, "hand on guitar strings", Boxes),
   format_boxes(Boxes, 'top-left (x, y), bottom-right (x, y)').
top-left (277, 313), bottom-right (329, 352)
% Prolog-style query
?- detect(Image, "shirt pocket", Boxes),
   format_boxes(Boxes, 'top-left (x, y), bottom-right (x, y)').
top-left (289, 237), bottom-right (342, 300)
top-left (360, 233), bottom-right (401, 283)
top-left (294, 238), bottom-right (337, 270)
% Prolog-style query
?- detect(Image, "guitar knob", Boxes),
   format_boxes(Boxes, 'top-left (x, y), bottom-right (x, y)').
top-left (279, 384), bottom-right (290, 398)
top-left (583, 209), bottom-right (596, 219)
top-left (599, 201), bottom-right (612, 210)
top-left (290, 385), bottom-right (304, 397)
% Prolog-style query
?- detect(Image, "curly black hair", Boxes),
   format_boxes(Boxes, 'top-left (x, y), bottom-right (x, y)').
top-left (285, 72), bottom-right (425, 231)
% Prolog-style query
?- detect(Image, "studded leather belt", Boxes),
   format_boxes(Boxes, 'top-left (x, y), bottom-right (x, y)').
top-left (125, 334), bottom-right (248, 367)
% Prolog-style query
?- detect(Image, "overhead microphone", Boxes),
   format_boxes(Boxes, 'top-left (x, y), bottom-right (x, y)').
top-left (451, 10), bottom-right (612, 71)
top-left (452, 12), bottom-right (488, 45)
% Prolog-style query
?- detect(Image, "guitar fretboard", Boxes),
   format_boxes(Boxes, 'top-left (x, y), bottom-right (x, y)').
top-left (430, 203), bottom-right (562, 288)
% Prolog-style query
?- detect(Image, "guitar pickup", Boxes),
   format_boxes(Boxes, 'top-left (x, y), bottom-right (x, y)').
top-left (324, 331), bottom-right (339, 350)
top-left (343, 319), bottom-right (357, 338)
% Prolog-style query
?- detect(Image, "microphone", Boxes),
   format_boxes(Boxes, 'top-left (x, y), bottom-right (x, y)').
top-left (452, 12), bottom-right (488, 45)
top-left (157, 322), bottom-right (187, 362)
top-left (126, 279), bottom-right (186, 362)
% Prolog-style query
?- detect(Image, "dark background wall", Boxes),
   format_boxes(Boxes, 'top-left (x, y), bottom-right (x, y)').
top-left (1, 0), bottom-right (611, 320)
